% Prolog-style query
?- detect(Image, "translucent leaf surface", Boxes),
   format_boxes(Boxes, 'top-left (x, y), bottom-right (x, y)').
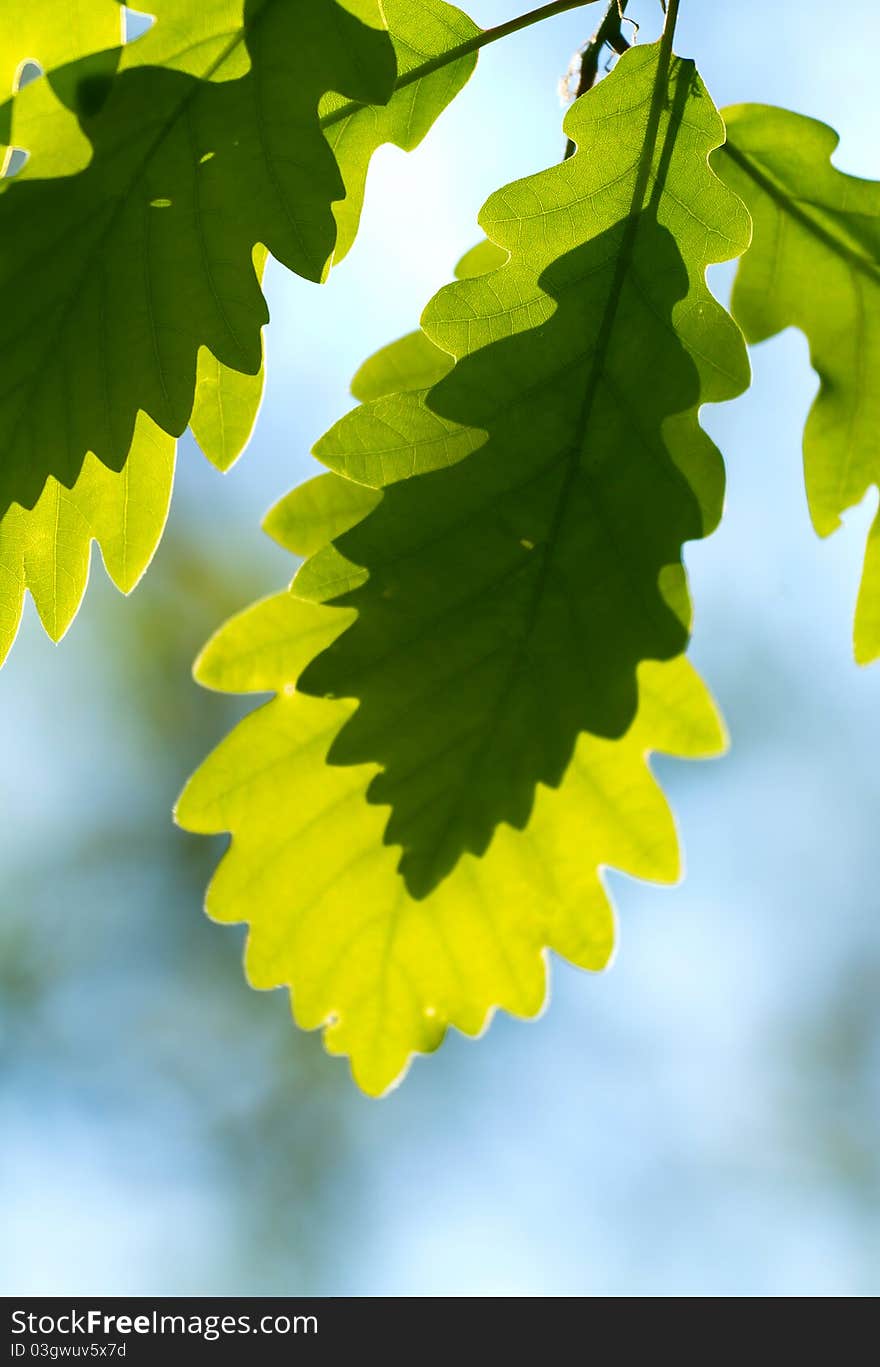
top-left (715, 105), bottom-right (880, 662)
top-left (0, 1), bottom-right (481, 665)
top-left (179, 562), bottom-right (724, 1096)
top-left (179, 214), bottom-right (727, 1094)
top-left (299, 43), bottom-right (750, 897)
top-left (321, 0), bottom-right (479, 261)
top-left (0, 0), bottom-right (123, 182)
top-left (0, 0), bottom-right (396, 515)
top-left (0, 349), bottom-right (262, 665)
top-left (0, 413), bottom-right (173, 661)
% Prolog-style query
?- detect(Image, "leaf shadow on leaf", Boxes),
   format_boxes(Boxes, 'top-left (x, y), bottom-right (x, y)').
top-left (299, 211), bottom-right (709, 899)
top-left (0, 0), bottom-right (395, 514)
top-left (47, 46), bottom-right (122, 120)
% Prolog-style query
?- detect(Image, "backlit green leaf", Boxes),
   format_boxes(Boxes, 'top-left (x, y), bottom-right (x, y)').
top-left (0, 1), bottom-right (485, 665)
top-left (265, 239), bottom-right (500, 585)
top-left (189, 351), bottom-right (264, 476)
top-left (117, 1), bottom-right (252, 82)
top-left (0, 413), bottom-right (173, 660)
top-left (1, 3), bottom-right (253, 186)
top-left (298, 43), bottom-right (750, 897)
top-left (189, 247), bottom-right (267, 474)
top-left (0, 0), bottom-right (122, 182)
top-left (321, 0), bottom-right (479, 261)
top-left (0, 348), bottom-right (263, 665)
top-left (0, 0), bottom-right (122, 93)
top-left (179, 585), bottom-right (723, 1094)
top-left (715, 104), bottom-right (880, 662)
top-left (0, 0), bottom-right (396, 516)
top-left (178, 204), bottom-right (727, 1094)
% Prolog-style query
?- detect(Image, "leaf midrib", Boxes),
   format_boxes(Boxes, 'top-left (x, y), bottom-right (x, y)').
top-left (2, 21), bottom-right (251, 489)
top-left (719, 139), bottom-right (880, 285)
top-left (401, 43), bottom-right (682, 890)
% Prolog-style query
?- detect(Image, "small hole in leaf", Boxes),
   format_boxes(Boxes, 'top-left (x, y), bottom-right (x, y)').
top-left (199, 151), bottom-right (215, 165)
top-left (124, 7), bottom-right (156, 43)
top-left (2, 148), bottom-right (29, 179)
top-left (15, 59), bottom-right (43, 91)
top-left (150, 197), bottom-right (173, 209)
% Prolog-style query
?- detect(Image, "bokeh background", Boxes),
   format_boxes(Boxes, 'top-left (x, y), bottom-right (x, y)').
top-left (2, 0), bottom-right (879, 1295)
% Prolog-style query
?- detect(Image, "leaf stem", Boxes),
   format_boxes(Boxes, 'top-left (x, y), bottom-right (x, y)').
top-left (420, 0), bottom-right (686, 874)
top-left (320, 0), bottom-right (603, 130)
top-left (562, 0), bottom-right (630, 159)
top-left (716, 139), bottom-right (879, 282)
top-left (511, 0), bottom-right (684, 701)
top-left (627, 0), bottom-right (680, 218)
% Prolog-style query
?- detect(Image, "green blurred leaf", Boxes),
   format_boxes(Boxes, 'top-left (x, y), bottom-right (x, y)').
top-left (715, 104), bottom-right (880, 663)
top-left (298, 43), bottom-right (750, 897)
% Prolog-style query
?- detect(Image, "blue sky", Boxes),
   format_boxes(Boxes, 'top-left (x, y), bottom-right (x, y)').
top-left (1, 0), bottom-right (879, 1296)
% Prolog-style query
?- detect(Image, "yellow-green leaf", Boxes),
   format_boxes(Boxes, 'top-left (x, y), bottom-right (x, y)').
top-left (178, 583), bottom-right (723, 1095)
top-left (0, 413), bottom-right (173, 661)
top-left (321, 0), bottom-right (480, 261)
top-left (0, 347), bottom-right (260, 663)
top-left (299, 43), bottom-right (750, 897)
top-left (0, 1), bottom-right (396, 517)
top-left (179, 185), bottom-right (729, 1093)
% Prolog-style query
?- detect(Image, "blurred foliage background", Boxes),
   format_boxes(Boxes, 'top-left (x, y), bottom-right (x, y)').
top-left (1, 0), bottom-right (879, 1294)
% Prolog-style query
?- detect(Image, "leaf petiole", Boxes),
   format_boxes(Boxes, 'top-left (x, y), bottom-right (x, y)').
top-left (321, 0), bottom-right (604, 130)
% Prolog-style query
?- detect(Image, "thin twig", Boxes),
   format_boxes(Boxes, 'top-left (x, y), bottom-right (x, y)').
top-left (321, 0), bottom-right (603, 131)
top-left (562, 0), bottom-right (630, 159)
